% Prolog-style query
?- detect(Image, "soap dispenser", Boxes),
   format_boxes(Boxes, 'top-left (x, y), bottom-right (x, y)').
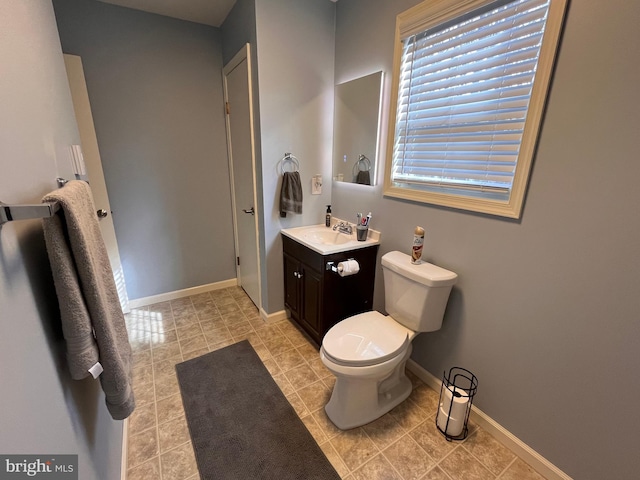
top-left (325, 205), bottom-right (332, 227)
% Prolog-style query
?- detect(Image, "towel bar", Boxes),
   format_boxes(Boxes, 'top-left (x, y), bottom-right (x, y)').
top-left (0, 201), bottom-right (60, 226)
top-left (280, 153), bottom-right (300, 174)
top-left (0, 177), bottom-right (68, 226)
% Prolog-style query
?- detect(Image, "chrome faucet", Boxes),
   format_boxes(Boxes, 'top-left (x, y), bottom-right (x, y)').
top-left (332, 221), bottom-right (353, 235)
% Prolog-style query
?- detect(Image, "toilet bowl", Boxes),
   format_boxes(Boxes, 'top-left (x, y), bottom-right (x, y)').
top-left (321, 251), bottom-right (457, 430)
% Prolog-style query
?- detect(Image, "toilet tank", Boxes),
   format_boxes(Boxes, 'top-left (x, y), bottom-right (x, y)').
top-left (381, 251), bottom-right (457, 332)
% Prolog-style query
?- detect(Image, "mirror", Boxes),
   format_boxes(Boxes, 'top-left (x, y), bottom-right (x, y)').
top-left (332, 71), bottom-right (383, 186)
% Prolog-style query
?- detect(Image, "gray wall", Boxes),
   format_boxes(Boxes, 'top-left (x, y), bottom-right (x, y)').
top-left (0, 1), bottom-right (122, 478)
top-left (333, 0), bottom-right (640, 478)
top-left (53, 0), bottom-right (235, 300)
top-left (255, 0), bottom-right (336, 313)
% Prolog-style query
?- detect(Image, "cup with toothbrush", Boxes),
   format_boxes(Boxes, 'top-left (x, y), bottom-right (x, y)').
top-left (356, 212), bottom-right (371, 241)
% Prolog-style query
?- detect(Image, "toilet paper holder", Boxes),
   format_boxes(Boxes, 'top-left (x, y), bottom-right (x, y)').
top-left (436, 367), bottom-right (478, 441)
top-left (326, 259), bottom-right (354, 274)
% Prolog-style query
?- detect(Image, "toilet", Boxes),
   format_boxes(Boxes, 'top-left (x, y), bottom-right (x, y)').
top-left (320, 250), bottom-right (457, 430)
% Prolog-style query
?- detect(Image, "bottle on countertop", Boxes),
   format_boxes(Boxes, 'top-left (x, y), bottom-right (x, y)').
top-left (326, 205), bottom-right (332, 227)
top-left (411, 226), bottom-right (425, 264)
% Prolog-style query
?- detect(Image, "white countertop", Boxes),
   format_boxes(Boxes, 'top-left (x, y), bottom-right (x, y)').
top-left (281, 219), bottom-right (381, 255)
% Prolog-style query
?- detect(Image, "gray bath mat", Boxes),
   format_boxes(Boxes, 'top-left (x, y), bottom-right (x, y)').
top-left (176, 340), bottom-right (340, 480)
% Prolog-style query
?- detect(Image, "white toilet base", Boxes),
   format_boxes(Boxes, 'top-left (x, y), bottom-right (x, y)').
top-left (322, 344), bottom-right (413, 430)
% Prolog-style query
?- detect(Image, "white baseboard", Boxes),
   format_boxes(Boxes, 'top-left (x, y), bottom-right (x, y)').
top-left (121, 418), bottom-right (128, 479)
top-left (128, 279), bottom-right (238, 309)
top-left (261, 308), bottom-right (288, 323)
top-left (406, 359), bottom-right (572, 480)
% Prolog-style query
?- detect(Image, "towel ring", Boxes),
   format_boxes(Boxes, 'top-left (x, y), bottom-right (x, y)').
top-left (352, 154), bottom-right (371, 176)
top-left (280, 153), bottom-right (300, 174)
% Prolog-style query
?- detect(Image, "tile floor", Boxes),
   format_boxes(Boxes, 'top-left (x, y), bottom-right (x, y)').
top-left (125, 286), bottom-right (547, 480)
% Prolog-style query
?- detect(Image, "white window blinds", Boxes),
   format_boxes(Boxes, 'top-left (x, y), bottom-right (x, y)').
top-left (391, 0), bottom-right (551, 195)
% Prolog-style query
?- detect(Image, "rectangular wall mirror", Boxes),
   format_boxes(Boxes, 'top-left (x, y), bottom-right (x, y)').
top-left (332, 71), bottom-right (383, 186)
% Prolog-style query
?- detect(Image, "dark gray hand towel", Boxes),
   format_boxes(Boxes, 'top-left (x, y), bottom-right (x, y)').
top-left (356, 170), bottom-right (371, 185)
top-left (280, 171), bottom-right (303, 217)
top-left (42, 180), bottom-right (134, 420)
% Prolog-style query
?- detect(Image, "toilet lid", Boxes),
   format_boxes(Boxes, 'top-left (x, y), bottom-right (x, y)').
top-left (322, 311), bottom-right (412, 367)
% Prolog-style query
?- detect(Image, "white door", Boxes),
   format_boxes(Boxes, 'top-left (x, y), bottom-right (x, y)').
top-left (63, 54), bottom-right (130, 313)
top-left (223, 45), bottom-right (261, 309)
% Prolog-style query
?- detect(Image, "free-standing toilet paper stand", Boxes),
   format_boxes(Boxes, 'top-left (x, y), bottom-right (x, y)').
top-left (436, 367), bottom-right (478, 441)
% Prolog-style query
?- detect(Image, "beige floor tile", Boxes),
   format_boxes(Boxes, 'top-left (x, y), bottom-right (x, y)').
top-left (158, 415), bottom-right (190, 453)
top-left (312, 408), bottom-right (343, 441)
top-left (127, 427), bottom-right (159, 469)
top-left (383, 434), bottom-right (436, 480)
top-left (499, 458), bottom-right (546, 480)
top-left (351, 453), bottom-right (402, 480)
top-left (286, 392), bottom-right (310, 417)
top-left (133, 381), bottom-right (156, 407)
top-left (128, 402), bottom-right (157, 436)
top-left (132, 349), bottom-right (152, 367)
top-left (409, 419), bottom-right (456, 461)
top-left (171, 304), bottom-right (196, 319)
top-left (218, 302), bottom-right (241, 315)
top-left (389, 397), bottom-right (430, 430)
top-left (283, 363), bottom-right (320, 390)
top-left (464, 428), bottom-right (516, 476)
top-left (227, 320), bottom-right (253, 337)
top-left (362, 414), bottom-right (406, 451)
top-left (422, 466), bottom-right (453, 480)
top-left (153, 358), bottom-right (178, 380)
top-left (160, 442), bottom-right (198, 480)
top-left (297, 380), bottom-right (331, 413)
top-left (182, 347), bottom-right (209, 361)
top-left (176, 323), bottom-right (204, 340)
top-left (179, 333), bottom-right (208, 354)
top-left (154, 372), bottom-right (180, 401)
top-left (301, 414), bottom-right (328, 444)
top-left (156, 393), bottom-right (185, 425)
top-left (174, 314), bottom-right (199, 329)
top-left (319, 441), bottom-right (350, 478)
top-left (132, 364), bottom-right (154, 386)
top-left (151, 341), bottom-right (182, 363)
top-left (126, 456), bottom-right (160, 480)
top-left (272, 373), bottom-right (296, 396)
top-left (262, 358), bottom-right (282, 376)
top-left (439, 446), bottom-right (496, 480)
top-left (150, 328), bottom-right (178, 345)
top-left (409, 384), bottom-right (440, 414)
top-left (330, 427), bottom-right (379, 471)
top-left (273, 348), bottom-right (306, 372)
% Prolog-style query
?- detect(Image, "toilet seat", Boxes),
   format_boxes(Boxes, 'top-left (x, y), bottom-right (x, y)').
top-left (322, 311), bottom-right (413, 367)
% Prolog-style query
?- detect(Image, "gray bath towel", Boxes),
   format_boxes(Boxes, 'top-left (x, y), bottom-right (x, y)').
top-left (280, 171), bottom-right (303, 218)
top-left (42, 180), bottom-right (134, 420)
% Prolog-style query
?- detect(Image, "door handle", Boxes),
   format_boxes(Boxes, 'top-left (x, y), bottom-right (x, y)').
top-left (242, 207), bottom-right (255, 215)
top-left (97, 209), bottom-right (108, 218)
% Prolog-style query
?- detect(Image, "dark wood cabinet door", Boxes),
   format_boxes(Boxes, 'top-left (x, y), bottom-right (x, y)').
top-left (283, 252), bottom-right (300, 320)
top-left (300, 266), bottom-right (322, 337)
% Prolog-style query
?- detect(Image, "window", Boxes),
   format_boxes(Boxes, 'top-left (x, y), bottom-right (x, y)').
top-left (384, 0), bottom-right (567, 218)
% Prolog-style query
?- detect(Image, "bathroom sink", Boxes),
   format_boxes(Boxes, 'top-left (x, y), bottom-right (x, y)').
top-left (281, 221), bottom-right (380, 255)
top-left (301, 228), bottom-right (352, 246)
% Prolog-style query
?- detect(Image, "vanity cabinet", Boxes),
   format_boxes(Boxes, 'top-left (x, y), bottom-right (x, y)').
top-left (282, 234), bottom-right (379, 345)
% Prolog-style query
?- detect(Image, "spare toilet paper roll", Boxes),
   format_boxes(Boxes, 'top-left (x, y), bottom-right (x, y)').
top-left (436, 386), bottom-right (469, 437)
top-left (337, 259), bottom-right (360, 277)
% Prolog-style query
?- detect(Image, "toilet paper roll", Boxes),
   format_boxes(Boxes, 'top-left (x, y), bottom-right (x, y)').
top-left (436, 385), bottom-right (469, 437)
top-left (337, 259), bottom-right (360, 277)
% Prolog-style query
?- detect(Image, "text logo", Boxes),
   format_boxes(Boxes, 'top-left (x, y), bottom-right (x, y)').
top-left (0, 456), bottom-right (77, 480)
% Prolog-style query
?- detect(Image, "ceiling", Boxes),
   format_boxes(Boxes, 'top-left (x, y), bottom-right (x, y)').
top-left (97, 0), bottom-right (237, 27)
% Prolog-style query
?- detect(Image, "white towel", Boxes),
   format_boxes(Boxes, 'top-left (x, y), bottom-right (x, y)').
top-left (42, 180), bottom-right (135, 420)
